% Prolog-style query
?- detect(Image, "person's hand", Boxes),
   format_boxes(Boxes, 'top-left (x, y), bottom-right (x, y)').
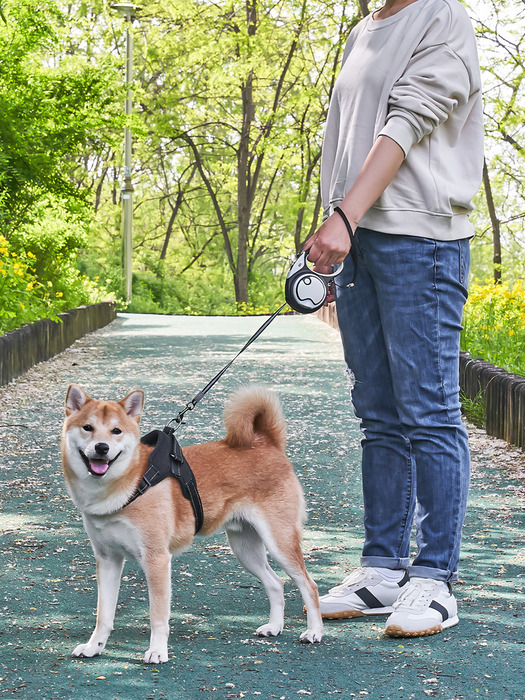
top-left (303, 211), bottom-right (352, 270)
top-left (303, 212), bottom-right (353, 305)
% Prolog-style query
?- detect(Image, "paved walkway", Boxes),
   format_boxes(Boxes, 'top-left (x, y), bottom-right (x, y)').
top-left (0, 313), bottom-right (523, 700)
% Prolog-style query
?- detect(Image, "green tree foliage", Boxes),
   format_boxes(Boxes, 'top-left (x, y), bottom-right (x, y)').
top-left (468, 0), bottom-right (525, 283)
top-left (0, 0), bottom-right (121, 236)
top-left (77, 0), bottom-right (359, 309)
top-left (0, 0), bottom-right (121, 329)
top-left (1, 0), bottom-right (523, 322)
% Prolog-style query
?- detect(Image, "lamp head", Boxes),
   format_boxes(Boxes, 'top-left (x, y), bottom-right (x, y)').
top-left (111, 2), bottom-right (137, 19)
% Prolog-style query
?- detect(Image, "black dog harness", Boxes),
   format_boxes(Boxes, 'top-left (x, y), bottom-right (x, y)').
top-left (124, 426), bottom-right (204, 533)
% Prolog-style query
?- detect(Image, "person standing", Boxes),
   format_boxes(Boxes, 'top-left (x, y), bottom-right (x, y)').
top-left (305, 0), bottom-right (484, 637)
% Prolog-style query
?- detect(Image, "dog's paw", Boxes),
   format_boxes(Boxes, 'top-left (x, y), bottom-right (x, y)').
top-left (256, 622), bottom-right (283, 638)
top-left (72, 642), bottom-right (104, 658)
top-left (299, 628), bottom-right (323, 644)
top-left (144, 648), bottom-right (168, 664)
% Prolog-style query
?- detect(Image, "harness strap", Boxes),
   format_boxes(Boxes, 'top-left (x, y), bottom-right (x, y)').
top-left (124, 427), bottom-right (204, 533)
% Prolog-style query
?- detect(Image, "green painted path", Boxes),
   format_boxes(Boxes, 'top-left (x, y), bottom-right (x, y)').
top-left (0, 313), bottom-right (523, 700)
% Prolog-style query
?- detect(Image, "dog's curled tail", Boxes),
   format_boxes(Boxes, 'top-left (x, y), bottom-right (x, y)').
top-left (223, 385), bottom-right (286, 451)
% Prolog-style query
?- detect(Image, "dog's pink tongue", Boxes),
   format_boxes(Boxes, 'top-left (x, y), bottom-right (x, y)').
top-left (90, 460), bottom-right (110, 476)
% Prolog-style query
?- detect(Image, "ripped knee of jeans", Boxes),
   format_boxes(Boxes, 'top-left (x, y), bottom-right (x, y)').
top-left (345, 367), bottom-right (356, 392)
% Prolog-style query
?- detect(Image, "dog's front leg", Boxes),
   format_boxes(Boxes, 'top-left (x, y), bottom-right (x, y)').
top-left (143, 551), bottom-right (172, 664)
top-left (72, 555), bottom-right (124, 658)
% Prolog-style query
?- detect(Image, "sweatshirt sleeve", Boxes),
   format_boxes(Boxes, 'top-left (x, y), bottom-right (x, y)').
top-left (378, 7), bottom-right (479, 157)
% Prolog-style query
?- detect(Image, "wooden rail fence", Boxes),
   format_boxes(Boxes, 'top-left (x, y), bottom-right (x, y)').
top-left (0, 302), bottom-right (117, 387)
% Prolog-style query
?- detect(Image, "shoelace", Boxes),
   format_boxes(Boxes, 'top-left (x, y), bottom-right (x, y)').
top-left (393, 578), bottom-right (444, 611)
top-left (329, 567), bottom-right (375, 594)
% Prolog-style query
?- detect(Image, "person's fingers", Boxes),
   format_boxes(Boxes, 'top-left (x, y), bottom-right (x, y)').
top-left (303, 213), bottom-right (351, 267)
top-left (312, 263), bottom-right (333, 275)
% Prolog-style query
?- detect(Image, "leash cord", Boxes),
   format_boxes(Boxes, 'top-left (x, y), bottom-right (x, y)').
top-left (167, 302), bottom-right (287, 428)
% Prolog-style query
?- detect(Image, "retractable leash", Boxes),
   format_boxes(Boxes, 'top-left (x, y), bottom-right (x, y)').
top-left (168, 208), bottom-right (355, 428)
top-left (285, 251), bottom-right (344, 313)
top-left (167, 263), bottom-right (335, 428)
top-left (133, 216), bottom-right (354, 529)
top-left (284, 208), bottom-right (357, 313)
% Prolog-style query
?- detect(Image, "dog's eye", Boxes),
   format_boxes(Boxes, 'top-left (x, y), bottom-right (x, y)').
top-left (111, 427), bottom-right (122, 435)
top-left (83, 425), bottom-right (93, 432)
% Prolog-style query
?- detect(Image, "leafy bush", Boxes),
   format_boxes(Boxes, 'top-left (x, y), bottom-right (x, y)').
top-left (461, 279), bottom-right (525, 377)
top-left (0, 207), bottom-right (110, 335)
top-left (0, 234), bottom-right (46, 331)
top-left (126, 268), bottom-right (284, 317)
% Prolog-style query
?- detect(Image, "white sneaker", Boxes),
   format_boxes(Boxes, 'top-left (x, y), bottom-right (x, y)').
top-left (319, 567), bottom-right (410, 619)
top-left (385, 577), bottom-right (459, 637)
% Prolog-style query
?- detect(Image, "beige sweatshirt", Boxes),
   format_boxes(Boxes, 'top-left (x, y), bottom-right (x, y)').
top-left (320, 0), bottom-right (484, 240)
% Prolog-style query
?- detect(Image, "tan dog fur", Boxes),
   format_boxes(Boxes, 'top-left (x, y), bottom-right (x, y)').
top-left (61, 384), bottom-right (323, 663)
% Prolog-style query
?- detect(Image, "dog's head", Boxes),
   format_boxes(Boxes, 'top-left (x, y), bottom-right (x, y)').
top-left (62, 385), bottom-right (144, 482)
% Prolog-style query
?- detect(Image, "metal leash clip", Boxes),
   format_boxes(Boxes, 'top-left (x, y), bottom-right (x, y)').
top-left (285, 251), bottom-right (344, 314)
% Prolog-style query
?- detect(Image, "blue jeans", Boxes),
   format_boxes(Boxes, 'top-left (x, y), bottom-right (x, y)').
top-left (334, 228), bottom-right (471, 582)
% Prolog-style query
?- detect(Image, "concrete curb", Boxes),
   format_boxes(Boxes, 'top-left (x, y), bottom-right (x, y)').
top-left (0, 301), bottom-right (117, 386)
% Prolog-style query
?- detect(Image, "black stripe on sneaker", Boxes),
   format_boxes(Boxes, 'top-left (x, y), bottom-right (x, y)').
top-left (355, 587), bottom-right (384, 609)
top-left (429, 600), bottom-right (449, 622)
top-left (398, 571), bottom-right (410, 587)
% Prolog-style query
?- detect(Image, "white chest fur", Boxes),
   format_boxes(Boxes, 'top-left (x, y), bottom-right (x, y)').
top-left (82, 513), bottom-right (145, 563)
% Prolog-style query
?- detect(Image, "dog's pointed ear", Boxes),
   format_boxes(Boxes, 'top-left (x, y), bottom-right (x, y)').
top-left (65, 384), bottom-right (90, 416)
top-left (121, 390), bottom-right (144, 423)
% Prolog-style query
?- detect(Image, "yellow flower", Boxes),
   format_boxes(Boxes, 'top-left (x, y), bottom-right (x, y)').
top-left (26, 282), bottom-right (34, 291)
top-left (27, 251), bottom-right (36, 259)
top-left (20, 303), bottom-right (25, 310)
top-left (56, 291), bottom-right (63, 297)
top-left (509, 330), bottom-right (515, 337)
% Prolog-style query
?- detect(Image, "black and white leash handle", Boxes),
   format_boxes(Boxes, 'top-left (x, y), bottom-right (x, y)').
top-left (284, 206), bottom-right (356, 314)
top-left (284, 251), bottom-right (344, 314)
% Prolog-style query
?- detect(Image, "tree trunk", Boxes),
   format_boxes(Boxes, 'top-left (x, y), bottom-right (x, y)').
top-left (294, 154), bottom-right (321, 254)
top-left (159, 165), bottom-right (196, 262)
top-left (358, 0), bottom-right (370, 17)
top-left (94, 167), bottom-right (108, 213)
top-left (237, 68), bottom-right (253, 303)
top-left (159, 201), bottom-right (178, 263)
top-left (235, 0), bottom-right (258, 304)
top-left (182, 133), bottom-right (237, 275)
top-left (482, 158), bottom-right (501, 284)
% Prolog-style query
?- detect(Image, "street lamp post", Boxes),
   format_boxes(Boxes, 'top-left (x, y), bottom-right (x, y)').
top-left (111, 2), bottom-right (136, 304)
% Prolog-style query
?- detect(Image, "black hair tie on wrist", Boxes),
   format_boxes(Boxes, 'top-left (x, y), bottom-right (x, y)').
top-left (334, 206), bottom-right (357, 287)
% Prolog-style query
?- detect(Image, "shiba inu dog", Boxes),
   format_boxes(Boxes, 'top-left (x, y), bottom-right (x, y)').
top-left (61, 384), bottom-right (323, 664)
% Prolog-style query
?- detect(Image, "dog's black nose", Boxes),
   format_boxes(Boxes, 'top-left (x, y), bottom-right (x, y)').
top-left (94, 442), bottom-right (110, 456)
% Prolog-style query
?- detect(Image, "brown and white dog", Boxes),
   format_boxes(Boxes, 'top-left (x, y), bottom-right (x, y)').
top-left (61, 384), bottom-right (323, 663)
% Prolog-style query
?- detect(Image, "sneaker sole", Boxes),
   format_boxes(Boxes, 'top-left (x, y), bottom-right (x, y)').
top-left (319, 606), bottom-right (394, 620)
top-left (385, 615), bottom-right (459, 638)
